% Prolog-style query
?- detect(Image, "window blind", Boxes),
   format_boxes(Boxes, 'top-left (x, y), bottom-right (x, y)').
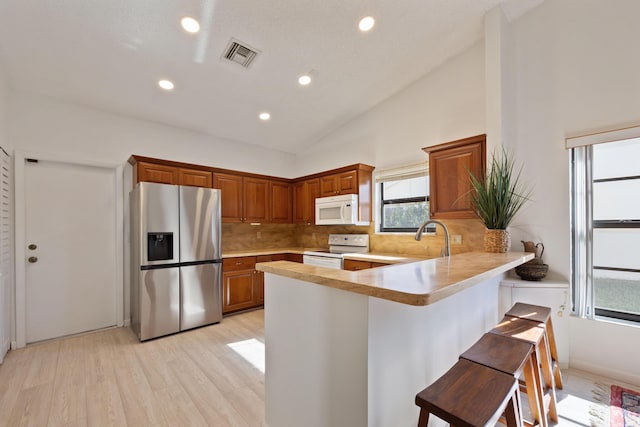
top-left (566, 124), bottom-right (640, 149)
top-left (374, 162), bottom-right (428, 183)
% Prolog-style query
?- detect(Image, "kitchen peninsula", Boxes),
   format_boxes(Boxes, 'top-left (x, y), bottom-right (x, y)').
top-left (256, 251), bottom-right (533, 427)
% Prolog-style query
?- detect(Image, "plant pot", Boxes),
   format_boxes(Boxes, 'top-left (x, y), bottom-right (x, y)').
top-left (484, 229), bottom-right (511, 253)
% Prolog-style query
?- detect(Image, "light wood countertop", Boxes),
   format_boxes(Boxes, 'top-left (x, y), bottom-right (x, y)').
top-left (256, 251), bottom-right (534, 306)
top-left (222, 248), bottom-right (314, 258)
top-left (342, 252), bottom-right (431, 264)
top-left (223, 248), bottom-right (428, 263)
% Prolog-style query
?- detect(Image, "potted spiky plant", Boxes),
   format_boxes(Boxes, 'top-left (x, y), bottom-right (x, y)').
top-left (468, 149), bottom-right (531, 253)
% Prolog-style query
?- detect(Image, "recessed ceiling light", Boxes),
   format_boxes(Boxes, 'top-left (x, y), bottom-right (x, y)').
top-left (158, 79), bottom-right (175, 91)
top-left (180, 16), bottom-right (200, 33)
top-left (259, 112), bottom-right (271, 121)
top-left (298, 74), bottom-right (312, 86)
top-left (358, 16), bottom-right (375, 32)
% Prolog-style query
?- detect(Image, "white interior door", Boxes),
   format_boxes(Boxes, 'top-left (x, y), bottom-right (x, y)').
top-left (25, 159), bottom-right (117, 343)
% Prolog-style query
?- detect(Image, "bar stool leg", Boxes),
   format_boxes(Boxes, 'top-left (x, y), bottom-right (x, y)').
top-left (417, 409), bottom-right (429, 427)
top-left (537, 332), bottom-right (558, 422)
top-left (505, 393), bottom-right (524, 427)
top-left (545, 318), bottom-right (564, 389)
top-left (522, 352), bottom-right (546, 427)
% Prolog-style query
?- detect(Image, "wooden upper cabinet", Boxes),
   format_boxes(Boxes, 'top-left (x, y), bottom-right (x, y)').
top-left (270, 181), bottom-right (292, 224)
top-left (313, 165), bottom-right (373, 223)
top-left (243, 177), bottom-right (270, 223)
top-left (178, 168), bottom-right (212, 187)
top-left (213, 173), bottom-right (270, 223)
top-left (422, 134), bottom-right (486, 219)
top-left (130, 155), bottom-right (375, 224)
top-left (213, 173), bottom-right (244, 223)
top-left (136, 162), bottom-right (179, 185)
top-left (293, 178), bottom-right (320, 224)
top-left (132, 158), bottom-right (211, 188)
top-left (320, 170), bottom-right (357, 197)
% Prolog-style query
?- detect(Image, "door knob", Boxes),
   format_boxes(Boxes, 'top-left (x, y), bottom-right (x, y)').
top-left (28, 256), bottom-right (38, 263)
top-left (28, 244), bottom-right (37, 250)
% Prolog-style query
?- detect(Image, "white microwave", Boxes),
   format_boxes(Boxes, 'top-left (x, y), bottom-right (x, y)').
top-left (315, 194), bottom-right (362, 225)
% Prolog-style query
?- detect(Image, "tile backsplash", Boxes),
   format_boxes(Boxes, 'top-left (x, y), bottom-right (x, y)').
top-left (222, 223), bottom-right (297, 251)
top-left (222, 219), bottom-right (485, 257)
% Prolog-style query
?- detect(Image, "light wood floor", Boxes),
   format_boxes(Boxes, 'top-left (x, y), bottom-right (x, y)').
top-left (0, 308), bottom-right (635, 427)
top-left (0, 309), bottom-right (266, 427)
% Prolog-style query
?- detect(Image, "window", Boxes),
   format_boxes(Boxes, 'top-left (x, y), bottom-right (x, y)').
top-left (570, 129), bottom-right (640, 323)
top-left (376, 163), bottom-right (432, 233)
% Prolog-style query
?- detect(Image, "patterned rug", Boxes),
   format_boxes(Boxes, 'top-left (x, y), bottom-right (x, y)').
top-left (611, 385), bottom-right (640, 426)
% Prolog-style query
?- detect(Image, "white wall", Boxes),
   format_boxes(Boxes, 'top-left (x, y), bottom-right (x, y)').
top-left (506, 0), bottom-right (640, 280)
top-left (505, 0), bottom-right (640, 385)
top-left (294, 41), bottom-right (486, 176)
top-left (8, 91), bottom-right (296, 178)
top-left (7, 90), bottom-right (297, 332)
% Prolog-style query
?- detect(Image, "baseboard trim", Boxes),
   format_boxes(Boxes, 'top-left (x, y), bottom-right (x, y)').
top-left (0, 339), bottom-right (8, 363)
top-left (570, 359), bottom-right (640, 388)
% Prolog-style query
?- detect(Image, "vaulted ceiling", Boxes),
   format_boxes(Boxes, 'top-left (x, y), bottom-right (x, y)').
top-left (0, 0), bottom-right (541, 154)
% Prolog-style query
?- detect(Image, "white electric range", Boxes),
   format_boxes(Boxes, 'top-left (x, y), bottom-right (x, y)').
top-left (303, 234), bottom-right (370, 269)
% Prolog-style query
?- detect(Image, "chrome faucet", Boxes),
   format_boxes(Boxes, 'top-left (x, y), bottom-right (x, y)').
top-left (415, 220), bottom-right (451, 257)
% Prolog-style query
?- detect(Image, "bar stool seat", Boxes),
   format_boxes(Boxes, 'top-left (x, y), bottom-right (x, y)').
top-left (505, 302), bottom-right (563, 389)
top-left (415, 359), bottom-right (522, 427)
top-left (460, 333), bottom-right (547, 427)
top-left (490, 316), bottom-right (558, 423)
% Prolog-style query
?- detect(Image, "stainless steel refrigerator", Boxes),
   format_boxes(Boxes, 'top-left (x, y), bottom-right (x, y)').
top-left (130, 182), bottom-right (222, 341)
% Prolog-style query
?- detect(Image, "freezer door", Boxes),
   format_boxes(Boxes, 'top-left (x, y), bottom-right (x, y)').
top-left (180, 263), bottom-right (222, 331)
top-left (179, 186), bottom-right (221, 262)
top-left (137, 182), bottom-right (180, 266)
top-left (139, 268), bottom-right (180, 341)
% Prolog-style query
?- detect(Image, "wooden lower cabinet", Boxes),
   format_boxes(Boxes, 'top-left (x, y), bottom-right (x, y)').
top-left (256, 254), bottom-right (287, 304)
top-left (285, 253), bottom-right (303, 263)
top-left (223, 254), bottom-right (291, 313)
top-left (222, 269), bottom-right (258, 313)
top-left (343, 259), bottom-right (388, 271)
top-left (222, 257), bottom-right (258, 314)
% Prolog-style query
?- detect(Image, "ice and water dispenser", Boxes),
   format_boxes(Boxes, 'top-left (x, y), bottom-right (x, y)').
top-left (147, 232), bottom-right (174, 261)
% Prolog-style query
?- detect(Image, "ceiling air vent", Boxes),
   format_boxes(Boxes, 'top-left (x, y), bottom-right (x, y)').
top-left (223, 39), bottom-right (259, 68)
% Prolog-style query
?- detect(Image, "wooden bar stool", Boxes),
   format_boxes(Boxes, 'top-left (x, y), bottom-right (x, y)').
top-left (490, 316), bottom-right (558, 423)
top-left (415, 359), bottom-right (523, 427)
top-left (460, 333), bottom-right (547, 427)
top-left (505, 302), bottom-right (564, 389)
